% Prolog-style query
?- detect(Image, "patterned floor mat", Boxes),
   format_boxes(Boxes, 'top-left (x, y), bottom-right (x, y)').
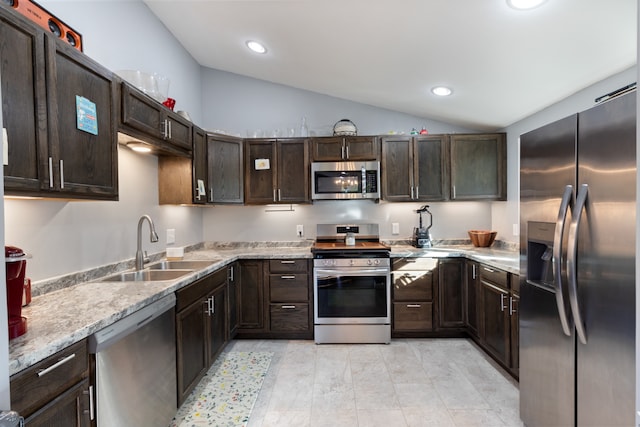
top-left (170, 351), bottom-right (273, 427)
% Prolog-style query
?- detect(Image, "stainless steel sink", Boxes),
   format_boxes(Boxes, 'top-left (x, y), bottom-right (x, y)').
top-left (101, 269), bottom-right (192, 282)
top-left (146, 260), bottom-right (217, 271)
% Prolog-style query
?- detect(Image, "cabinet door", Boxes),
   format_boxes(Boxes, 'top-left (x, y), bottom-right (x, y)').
top-left (244, 139), bottom-right (276, 204)
top-left (121, 83), bottom-right (164, 140)
top-left (227, 263), bottom-right (239, 338)
top-left (0, 9), bottom-right (49, 194)
top-left (465, 261), bottom-right (480, 337)
top-left (393, 270), bottom-right (434, 302)
top-left (311, 136), bottom-right (344, 160)
top-left (47, 37), bottom-right (118, 198)
top-left (24, 380), bottom-right (91, 427)
top-left (381, 136), bottom-right (413, 201)
top-left (165, 112), bottom-right (192, 151)
top-left (238, 260), bottom-right (264, 330)
top-left (438, 258), bottom-right (464, 329)
top-left (414, 135), bottom-right (447, 201)
top-left (270, 303), bottom-right (309, 332)
top-left (480, 280), bottom-right (510, 366)
top-left (191, 126), bottom-right (208, 204)
top-left (344, 136), bottom-right (379, 160)
top-left (176, 297), bottom-right (208, 405)
top-left (449, 133), bottom-right (506, 200)
top-left (276, 139), bottom-right (309, 203)
top-left (208, 134), bottom-right (244, 204)
top-left (393, 302), bottom-right (433, 332)
top-left (206, 285), bottom-right (227, 364)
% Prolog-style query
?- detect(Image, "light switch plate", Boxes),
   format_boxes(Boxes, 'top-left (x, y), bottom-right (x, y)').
top-left (167, 228), bottom-right (176, 244)
top-left (392, 223), bottom-right (400, 235)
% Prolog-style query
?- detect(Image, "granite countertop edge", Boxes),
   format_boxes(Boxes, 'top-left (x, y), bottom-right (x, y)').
top-left (9, 242), bottom-right (518, 376)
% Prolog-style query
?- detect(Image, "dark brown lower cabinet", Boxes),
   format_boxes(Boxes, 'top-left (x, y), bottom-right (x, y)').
top-left (237, 260), bottom-right (265, 332)
top-left (227, 262), bottom-right (239, 338)
top-left (270, 304), bottom-right (310, 332)
top-left (176, 268), bottom-right (228, 405)
top-left (392, 257), bottom-right (437, 335)
top-left (465, 260), bottom-right (480, 337)
top-left (10, 339), bottom-right (91, 426)
top-left (438, 258), bottom-right (465, 330)
top-left (477, 265), bottom-right (512, 371)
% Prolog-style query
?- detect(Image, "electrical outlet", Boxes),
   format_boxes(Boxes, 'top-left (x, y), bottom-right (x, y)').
top-left (392, 223), bottom-right (400, 235)
top-left (296, 224), bottom-right (304, 237)
top-left (167, 228), bottom-right (176, 244)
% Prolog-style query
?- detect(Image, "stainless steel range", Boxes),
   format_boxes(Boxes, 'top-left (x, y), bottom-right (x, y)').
top-left (312, 224), bottom-right (391, 344)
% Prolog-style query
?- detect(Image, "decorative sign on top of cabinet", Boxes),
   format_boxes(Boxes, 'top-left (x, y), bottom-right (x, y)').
top-left (449, 133), bottom-right (506, 201)
top-left (311, 136), bottom-right (379, 161)
top-left (119, 81), bottom-right (192, 157)
top-left (381, 135), bottom-right (447, 202)
top-left (1, 7), bottom-right (118, 200)
top-left (244, 138), bottom-right (310, 204)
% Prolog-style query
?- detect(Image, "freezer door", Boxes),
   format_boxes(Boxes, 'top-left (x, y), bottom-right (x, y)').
top-left (574, 91), bottom-right (636, 426)
top-left (520, 114), bottom-right (577, 427)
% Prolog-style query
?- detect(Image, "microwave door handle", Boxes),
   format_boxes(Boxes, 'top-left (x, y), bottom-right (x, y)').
top-left (553, 185), bottom-right (573, 336)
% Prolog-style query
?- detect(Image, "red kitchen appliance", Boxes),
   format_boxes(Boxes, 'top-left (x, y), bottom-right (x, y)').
top-left (5, 246), bottom-right (29, 339)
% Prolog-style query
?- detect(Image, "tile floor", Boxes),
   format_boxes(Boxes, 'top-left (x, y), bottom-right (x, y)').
top-left (226, 338), bottom-right (523, 427)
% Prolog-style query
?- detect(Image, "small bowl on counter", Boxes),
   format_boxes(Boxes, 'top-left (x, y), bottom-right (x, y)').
top-left (468, 230), bottom-right (497, 247)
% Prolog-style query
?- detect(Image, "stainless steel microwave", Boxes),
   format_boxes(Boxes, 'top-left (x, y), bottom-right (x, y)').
top-left (311, 161), bottom-right (381, 200)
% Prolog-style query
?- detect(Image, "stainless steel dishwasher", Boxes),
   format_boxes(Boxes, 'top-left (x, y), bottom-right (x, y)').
top-left (89, 294), bottom-right (176, 427)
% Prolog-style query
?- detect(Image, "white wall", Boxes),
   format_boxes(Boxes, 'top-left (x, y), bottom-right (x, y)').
top-left (494, 66), bottom-right (637, 244)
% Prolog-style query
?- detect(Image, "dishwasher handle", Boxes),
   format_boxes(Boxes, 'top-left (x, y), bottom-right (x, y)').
top-left (89, 293), bottom-right (176, 353)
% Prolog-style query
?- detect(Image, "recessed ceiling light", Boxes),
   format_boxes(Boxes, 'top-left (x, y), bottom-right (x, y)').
top-left (246, 40), bottom-right (267, 54)
top-left (431, 86), bottom-right (453, 97)
top-left (507, 0), bottom-right (547, 10)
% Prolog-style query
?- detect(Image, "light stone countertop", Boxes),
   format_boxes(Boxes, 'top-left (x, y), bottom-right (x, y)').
top-left (9, 243), bottom-right (518, 376)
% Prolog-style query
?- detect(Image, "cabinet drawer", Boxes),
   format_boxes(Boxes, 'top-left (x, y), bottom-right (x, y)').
top-left (269, 259), bottom-right (308, 273)
top-left (270, 274), bottom-right (309, 302)
top-left (270, 304), bottom-right (309, 331)
top-left (393, 270), bottom-right (434, 301)
top-left (479, 265), bottom-right (508, 288)
top-left (11, 339), bottom-right (89, 417)
top-left (393, 302), bottom-right (433, 331)
top-left (176, 268), bottom-right (227, 311)
top-left (511, 273), bottom-right (520, 294)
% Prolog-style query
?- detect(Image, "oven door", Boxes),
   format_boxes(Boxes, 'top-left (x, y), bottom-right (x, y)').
top-left (313, 267), bottom-right (390, 324)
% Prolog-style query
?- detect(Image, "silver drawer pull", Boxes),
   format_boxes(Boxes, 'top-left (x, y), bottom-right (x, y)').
top-left (281, 305), bottom-right (296, 309)
top-left (483, 267), bottom-right (495, 273)
top-left (280, 275), bottom-right (296, 279)
top-left (406, 304), bottom-right (422, 308)
top-left (37, 353), bottom-right (76, 377)
top-left (280, 260), bottom-right (295, 264)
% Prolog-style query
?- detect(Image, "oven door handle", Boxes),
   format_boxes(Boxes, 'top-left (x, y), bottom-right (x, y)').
top-left (315, 268), bottom-right (390, 276)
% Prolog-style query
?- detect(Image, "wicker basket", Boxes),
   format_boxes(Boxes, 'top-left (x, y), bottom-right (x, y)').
top-left (468, 230), bottom-right (497, 247)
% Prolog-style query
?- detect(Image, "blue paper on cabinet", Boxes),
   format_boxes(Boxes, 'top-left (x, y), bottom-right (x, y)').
top-left (76, 95), bottom-right (98, 135)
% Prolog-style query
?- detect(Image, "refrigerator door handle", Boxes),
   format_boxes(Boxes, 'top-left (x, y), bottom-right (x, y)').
top-left (567, 183), bottom-right (588, 345)
top-left (553, 184), bottom-right (574, 336)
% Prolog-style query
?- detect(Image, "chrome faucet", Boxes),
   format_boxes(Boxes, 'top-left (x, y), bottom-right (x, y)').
top-left (136, 215), bottom-right (159, 270)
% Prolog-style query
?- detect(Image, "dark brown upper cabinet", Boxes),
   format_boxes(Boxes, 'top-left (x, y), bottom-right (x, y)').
top-left (311, 136), bottom-right (379, 161)
top-left (208, 133), bottom-right (244, 204)
top-left (244, 138), bottom-right (309, 204)
top-left (449, 133), bottom-right (506, 201)
top-left (119, 82), bottom-right (192, 156)
top-left (381, 135), bottom-right (447, 202)
top-left (1, 8), bottom-right (118, 200)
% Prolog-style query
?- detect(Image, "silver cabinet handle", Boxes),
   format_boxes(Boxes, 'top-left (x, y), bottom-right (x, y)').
top-left (410, 186), bottom-right (414, 199)
top-left (278, 188), bottom-right (281, 201)
top-left (345, 145), bottom-right (349, 159)
top-left (415, 186), bottom-right (419, 199)
top-left (37, 353), bottom-right (76, 377)
top-left (168, 120), bottom-right (172, 139)
top-left (568, 184), bottom-right (588, 345)
top-left (452, 185), bottom-right (456, 199)
top-left (281, 305), bottom-right (296, 309)
top-left (280, 275), bottom-right (296, 279)
top-left (48, 157), bottom-right (54, 188)
top-left (209, 187), bottom-right (214, 203)
top-left (203, 298), bottom-right (212, 315)
top-left (228, 265), bottom-right (234, 282)
top-left (500, 293), bottom-right (506, 312)
top-left (509, 297), bottom-right (517, 316)
top-left (406, 304), bottom-right (422, 308)
top-left (163, 119), bottom-right (168, 138)
top-left (482, 266), bottom-right (495, 273)
top-left (211, 296), bottom-right (215, 314)
top-left (341, 143), bottom-right (345, 159)
top-left (85, 385), bottom-right (95, 420)
top-left (280, 260), bottom-right (295, 264)
top-left (554, 185), bottom-right (574, 336)
top-left (472, 264), bottom-right (477, 279)
top-left (59, 159), bottom-right (64, 189)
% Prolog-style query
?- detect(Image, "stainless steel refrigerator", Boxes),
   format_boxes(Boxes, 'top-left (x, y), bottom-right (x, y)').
top-left (519, 90), bottom-right (636, 426)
